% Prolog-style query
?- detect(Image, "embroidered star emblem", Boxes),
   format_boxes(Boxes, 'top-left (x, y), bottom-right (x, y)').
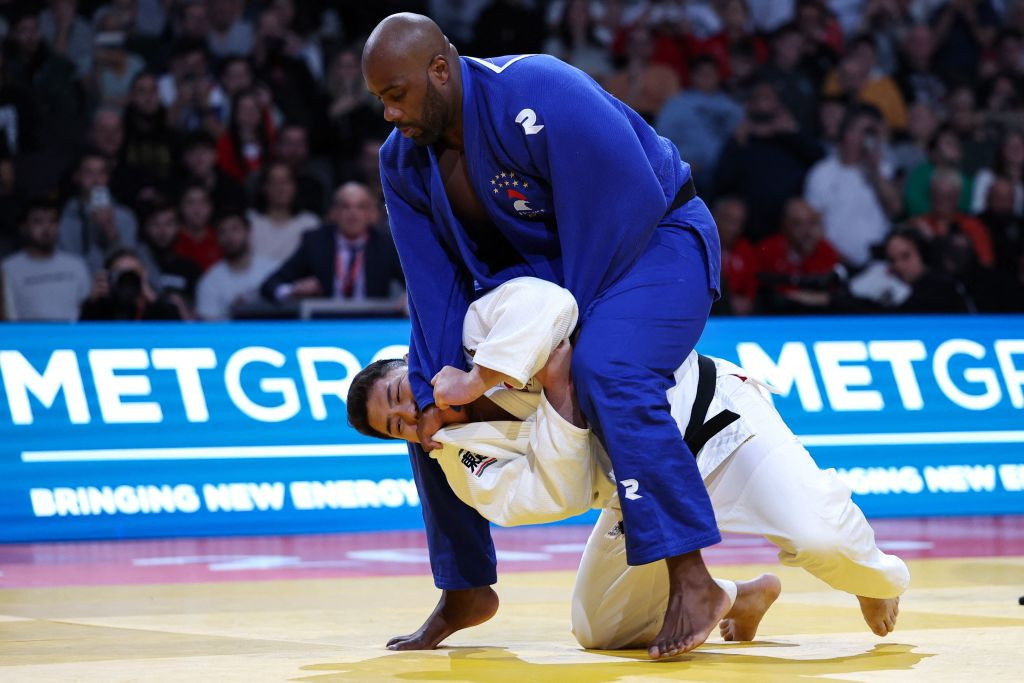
top-left (500, 172), bottom-right (507, 178)
top-left (490, 179), bottom-right (496, 185)
top-left (523, 182), bottom-right (529, 188)
top-left (493, 188), bottom-right (499, 194)
top-left (512, 180), bottom-right (519, 186)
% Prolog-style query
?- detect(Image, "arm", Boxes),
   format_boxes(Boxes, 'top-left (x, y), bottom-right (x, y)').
top-left (432, 278), bottom-right (579, 408)
top-left (259, 233), bottom-right (316, 301)
top-left (435, 343), bottom-right (594, 527)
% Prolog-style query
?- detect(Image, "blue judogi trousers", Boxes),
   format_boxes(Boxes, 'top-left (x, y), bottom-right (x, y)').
top-left (572, 215), bottom-right (720, 566)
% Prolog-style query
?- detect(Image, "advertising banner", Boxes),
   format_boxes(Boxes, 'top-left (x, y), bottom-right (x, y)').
top-left (1, 315), bottom-right (1022, 541)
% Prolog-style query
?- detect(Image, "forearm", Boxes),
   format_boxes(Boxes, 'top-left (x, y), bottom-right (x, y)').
top-left (540, 377), bottom-right (584, 428)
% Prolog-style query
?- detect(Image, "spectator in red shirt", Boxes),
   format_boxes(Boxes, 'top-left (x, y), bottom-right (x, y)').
top-left (910, 167), bottom-right (995, 267)
top-left (216, 87), bottom-right (275, 183)
top-left (175, 183), bottom-right (221, 272)
top-left (695, 0), bottom-right (769, 82)
top-left (713, 195), bottom-right (757, 315)
top-left (756, 197), bottom-right (840, 313)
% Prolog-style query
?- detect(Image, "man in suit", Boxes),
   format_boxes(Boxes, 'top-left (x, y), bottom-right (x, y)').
top-left (260, 181), bottom-right (405, 303)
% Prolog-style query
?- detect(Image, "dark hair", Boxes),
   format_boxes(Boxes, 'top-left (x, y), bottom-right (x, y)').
top-left (213, 208), bottom-right (249, 228)
top-left (104, 247), bottom-right (143, 270)
top-left (347, 358), bottom-right (407, 440)
top-left (19, 197), bottom-right (59, 226)
top-left (885, 226), bottom-right (931, 263)
top-left (141, 200), bottom-right (176, 228)
top-left (839, 103), bottom-right (882, 140)
top-left (227, 87), bottom-right (272, 178)
top-left (182, 130), bottom-right (216, 152)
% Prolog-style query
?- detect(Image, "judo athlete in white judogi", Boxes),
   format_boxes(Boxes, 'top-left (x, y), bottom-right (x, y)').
top-left (346, 277), bottom-right (910, 650)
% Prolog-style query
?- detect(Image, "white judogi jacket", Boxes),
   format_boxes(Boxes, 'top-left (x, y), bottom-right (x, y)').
top-left (429, 277), bottom-right (763, 527)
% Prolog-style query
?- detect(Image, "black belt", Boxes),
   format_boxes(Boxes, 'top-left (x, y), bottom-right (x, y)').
top-left (683, 354), bottom-right (740, 458)
top-left (667, 177), bottom-right (696, 214)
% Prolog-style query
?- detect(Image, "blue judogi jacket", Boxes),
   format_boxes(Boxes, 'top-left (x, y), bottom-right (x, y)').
top-left (380, 54), bottom-right (722, 589)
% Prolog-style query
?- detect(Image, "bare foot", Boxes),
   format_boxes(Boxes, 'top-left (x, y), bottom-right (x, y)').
top-left (648, 550), bottom-right (733, 659)
top-left (857, 595), bottom-right (900, 636)
top-left (386, 586), bottom-right (499, 650)
top-left (718, 574), bottom-right (781, 641)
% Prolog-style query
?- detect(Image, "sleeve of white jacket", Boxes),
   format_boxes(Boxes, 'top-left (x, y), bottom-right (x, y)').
top-left (436, 392), bottom-right (595, 526)
top-left (463, 277), bottom-right (579, 389)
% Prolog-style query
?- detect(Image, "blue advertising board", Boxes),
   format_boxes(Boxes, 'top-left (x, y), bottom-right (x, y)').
top-left (1, 315), bottom-right (1022, 542)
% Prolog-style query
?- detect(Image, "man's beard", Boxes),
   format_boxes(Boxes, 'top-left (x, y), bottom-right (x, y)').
top-left (410, 82), bottom-right (448, 146)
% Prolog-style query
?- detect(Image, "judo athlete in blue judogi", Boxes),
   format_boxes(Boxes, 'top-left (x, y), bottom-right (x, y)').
top-left (362, 13), bottom-right (727, 658)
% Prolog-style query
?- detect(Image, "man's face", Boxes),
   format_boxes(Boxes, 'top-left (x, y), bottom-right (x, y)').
top-left (92, 112), bottom-right (124, 157)
top-left (23, 209), bottom-right (59, 252)
top-left (146, 209), bottom-right (179, 249)
top-left (216, 216), bottom-right (249, 258)
top-left (185, 144), bottom-right (216, 176)
top-left (180, 188), bottom-right (212, 227)
top-left (276, 127), bottom-right (308, 165)
top-left (364, 54), bottom-right (451, 146)
top-left (330, 185), bottom-right (379, 239)
top-left (131, 75), bottom-right (160, 115)
top-left (367, 366), bottom-right (422, 442)
top-left (77, 157), bottom-right (110, 194)
top-left (12, 17), bottom-right (41, 54)
top-left (783, 201), bottom-right (822, 258)
top-left (713, 200), bottom-right (746, 247)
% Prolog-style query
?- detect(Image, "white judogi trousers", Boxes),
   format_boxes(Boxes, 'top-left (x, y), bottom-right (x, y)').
top-left (570, 373), bottom-right (911, 650)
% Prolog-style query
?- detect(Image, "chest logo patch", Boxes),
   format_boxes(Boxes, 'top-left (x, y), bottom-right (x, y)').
top-left (489, 170), bottom-right (547, 218)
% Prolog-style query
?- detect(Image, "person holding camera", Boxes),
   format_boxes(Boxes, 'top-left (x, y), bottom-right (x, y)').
top-left (57, 149), bottom-right (138, 274)
top-left (805, 104), bottom-right (902, 269)
top-left (79, 247), bottom-right (183, 321)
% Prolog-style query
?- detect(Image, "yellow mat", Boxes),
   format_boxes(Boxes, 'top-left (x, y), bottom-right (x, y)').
top-left (2, 556), bottom-right (1023, 682)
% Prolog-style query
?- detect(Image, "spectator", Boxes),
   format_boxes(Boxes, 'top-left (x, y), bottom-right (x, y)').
top-left (816, 95), bottom-right (847, 155)
top-left (542, 0), bottom-right (612, 80)
top-left (805, 104), bottom-right (900, 267)
top-left (79, 247), bottom-right (183, 320)
top-left (946, 83), bottom-right (998, 174)
top-left (2, 198), bottom-right (89, 321)
top-left (207, 0), bottom-right (254, 59)
top-left (755, 198), bottom-right (841, 313)
top-left (890, 101), bottom-right (940, 182)
top-left (58, 150), bottom-right (138, 273)
top-left (656, 55), bottom-right (744, 194)
top-left (172, 0), bottom-right (210, 44)
top-left (177, 131), bottom-right (247, 211)
top-left (3, 11), bottom-right (84, 154)
top-left (137, 202), bottom-right (201, 310)
top-left (910, 167), bottom-right (995, 267)
top-left (883, 228), bottom-right (971, 312)
top-left (904, 125), bottom-right (974, 217)
top-left (971, 128), bottom-right (1024, 214)
top-left (196, 211), bottom-right (276, 320)
top-left (260, 182), bottom-right (404, 303)
top-left (250, 6), bottom-right (322, 132)
top-left (89, 23), bottom-right (145, 109)
top-left (175, 184), bottom-right (221, 272)
top-left (217, 87), bottom-right (275, 183)
top-left (715, 79), bottom-right (824, 240)
top-left (325, 47), bottom-right (388, 172)
top-left (794, 0), bottom-right (843, 85)
top-left (121, 72), bottom-right (176, 182)
top-left (895, 23), bottom-right (946, 107)
top-left (39, 0), bottom-right (94, 80)
top-left (930, 0), bottom-right (1000, 83)
top-left (160, 39), bottom-right (223, 136)
top-left (602, 26), bottom-right (680, 123)
top-left (978, 176), bottom-right (1024, 274)
top-left (694, 0), bottom-right (769, 82)
top-left (216, 56), bottom-right (255, 123)
top-left (274, 123), bottom-right (331, 214)
top-left (822, 35), bottom-right (908, 131)
top-left (246, 161), bottom-right (318, 266)
top-left (713, 195), bottom-right (757, 315)
top-left (758, 21), bottom-right (818, 131)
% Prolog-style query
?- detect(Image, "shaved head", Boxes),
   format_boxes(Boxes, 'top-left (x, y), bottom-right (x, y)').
top-left (363, 13), bottom-right (462, 147)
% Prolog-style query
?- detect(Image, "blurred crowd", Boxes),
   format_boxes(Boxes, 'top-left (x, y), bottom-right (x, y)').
top-left (1, 0), bottom-right (1023, 322)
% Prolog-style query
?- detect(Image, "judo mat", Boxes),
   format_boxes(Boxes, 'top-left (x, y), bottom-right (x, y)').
top-left (2, 515), bottom-right (1022, 682)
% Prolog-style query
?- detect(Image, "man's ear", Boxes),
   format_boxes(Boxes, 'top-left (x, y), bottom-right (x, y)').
top-left (403, 352), bottom-right (409, 362)
top-left (429, 54), bottom-right (450, 85)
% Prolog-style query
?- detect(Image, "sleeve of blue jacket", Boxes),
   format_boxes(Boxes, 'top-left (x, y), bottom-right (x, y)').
top-left (523, 61), bottom-right (686, 314)
top-left (381, 165), bottom-right (497, 589)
